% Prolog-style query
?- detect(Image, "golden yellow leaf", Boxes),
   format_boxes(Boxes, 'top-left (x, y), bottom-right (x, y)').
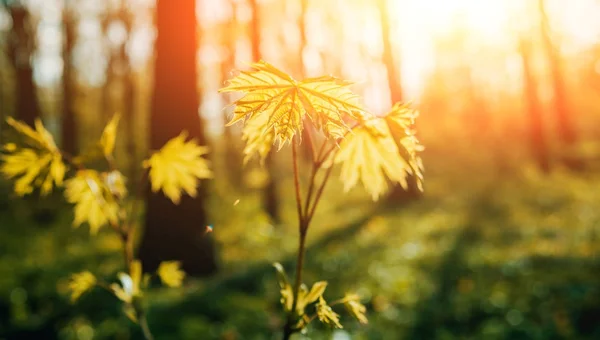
top-left (273, 262), bottom-right (294, 312)
top-left (100, 114), bottom-right (120, 158)
top-left (144, 132), bottom-right (212, 204)
top-left (111, 260), bottom-right (143, 304)
top-left (5, 117), bottom-right (59, 151)
top-left (1, 118), bottom-right (66, 196)
top-left (316, 296), bottom-right (343, 329)
top-left (332, 118), bottom-right (414, 201)
top-left (220, 61), bottom-right (368, 149)
top-left (241, 111), bottom-right (275, 164)
top-left (157, 261), bottom-right (186, 288)
top-left (68, 271), bottom-right (96, 303)
top-left (384, 103), bottom-right (424, 191)
top-left (342, 293), bottom-right (368, 324)
top-left (64, 170), bottom-right (121, 234)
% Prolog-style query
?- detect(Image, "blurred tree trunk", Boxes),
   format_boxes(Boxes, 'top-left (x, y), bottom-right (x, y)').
top-left (377, 0), bottom-right (421, 203)
top-left (101, 19), bottom-right (115, 123)
top-left (221, 0), bottom-right (242, 186)
top-left (139, 0), bottom-right (217, 277)
top-left (249, 0), bottom-right (280, 224)
top-left (519, 37), bottom-right (550, 173)
top-left (8, 6), bottom-right (39, 127)
top-left (118, 5), bottom-right (137, 182)
top-left (538, 0), bottom-right (581, 170)
top-left (61, 8), bottom-right (77, 154)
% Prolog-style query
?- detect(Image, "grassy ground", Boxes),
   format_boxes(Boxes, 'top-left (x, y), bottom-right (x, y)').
top-left (1, 150), bottom-right (600, 339)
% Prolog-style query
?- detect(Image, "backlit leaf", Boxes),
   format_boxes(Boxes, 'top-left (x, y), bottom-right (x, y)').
top-left (241, 111), bottom-right (275, 164)
top-left (111, 260), bottom-right (143, 304)
top-left (273, 262), bottom-right (294, 312)
top-left (157, 261), bottom-right (186, 288)
top-left (144, 132), bottom-right (212, 204)
top-left (220, 61), bottom-right (367, 150)
top-left (304, 281), bottom-right (328, 305)
top-left (342, 293), bottom-right (368, 324)
top-left (100, 114), bottom-right (120, 158)
top-left (384, 103), bottom-right (424, 191)
top-left (64, 170), bottom-right (122, 234)
top-left (1, 118), bottom-right (66, 196)
top-left (316, 296), bottom-right (343, 329)
top-left (68, 271), bottom-right (96, 303)
top-left (332, 118), bottom-right (414, 200)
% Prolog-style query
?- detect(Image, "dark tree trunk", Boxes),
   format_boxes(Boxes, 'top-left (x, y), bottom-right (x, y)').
top-left (139, 0), bottom-right (217, 277)
top-left (538, 0), bottom-right (581, 170)
top-left (61, 9), bottom-right (77, 154)
top-left (377, 0), bottom-right (421, 203)
top-left (118, 6), bottom-right (137, 181)
top-left (9, 6), bottom-right (39, 127)
top-left (519, 38), bottom-right (550, 173)
top-left (249, 0), bottom-right (280, 223)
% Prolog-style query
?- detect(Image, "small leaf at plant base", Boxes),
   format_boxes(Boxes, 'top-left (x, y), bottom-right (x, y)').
top-left (144, 132), bottom-right (212, 204)
top-left (304, 281), bottom-right (328, 305)
top-left (273, 263), bottom-right (294, 312)
top-left (157, 261), bottom-right (186, 288)
top-left (123, 304), bottom-right (138, 323)
top-left (273, 262), bottom-right (290, 290)
top-left (67, 271), bottom-right (96, 303)
top-left (100, 114), bottom-right (120, 157)
top-left (316, 297), bottom-right (343, 329)
top-left (111, 260), bottom-right (143, 304)
top-left (342, 293), bottom-right (368, 324)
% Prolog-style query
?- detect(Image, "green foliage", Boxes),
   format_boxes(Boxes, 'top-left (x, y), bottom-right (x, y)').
top-left (221, 61), bottom-right (421, 337)
top-left (0, 115), bottom-right (211, 339)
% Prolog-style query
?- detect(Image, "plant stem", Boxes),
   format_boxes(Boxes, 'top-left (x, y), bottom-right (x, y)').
top-left (139, 313), bottom-right (155, 340)
top-left (120, 230), bottom-right (133, 268)
top-left (284, 140), bottom-right (308, 340)
top-left (283, 139), bottom-right (337, 339)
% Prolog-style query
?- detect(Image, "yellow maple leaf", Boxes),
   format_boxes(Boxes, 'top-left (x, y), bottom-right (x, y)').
top-left (384, 103), bottom-right (424, 191)
top-left (157, 261), bottom-right (186, 288)
top-left (342, 293), bottom-right (368, 324)
top-left (111, 260), bottom-right (143, 304)
top-left (64, 170), bottom-right (122, 234)
top-left (5, 117), bottom-right (59, 151)
top-left (219, 61), bottom-right (368, 148)
top-left (332, 118), bottom-right (414, 201)
top-left (1, 118), bottom-right (66, 196)
top-left (316, 296), bottom-right (343, 329)
top-left (100, 114), bottom-right (120, 158)
top-left (144, 132), bottom-right (212, 204)
top-left (67, 271), bottom-right (96, 303)
top-left (241, 112), bottom-right (275, 164)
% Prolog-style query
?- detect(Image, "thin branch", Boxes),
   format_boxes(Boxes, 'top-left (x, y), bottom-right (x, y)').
top-left (291, 139), bottom-right (304, 224)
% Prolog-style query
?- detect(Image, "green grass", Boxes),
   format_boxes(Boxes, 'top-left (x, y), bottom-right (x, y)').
top-left (1, 151), bottom-right (600, 339)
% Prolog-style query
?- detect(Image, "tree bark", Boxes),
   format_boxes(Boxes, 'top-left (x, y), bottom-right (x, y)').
top-left (519, 37), bottom-right (551, 173)
top-left (61, 8), bottom-right (77, 155)
top-left (538, 0), bottom-right (581, 170)
top-left (139, 0), bottom-right (217, 276)
top-left (8, 6), bottom-right (40, 127)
